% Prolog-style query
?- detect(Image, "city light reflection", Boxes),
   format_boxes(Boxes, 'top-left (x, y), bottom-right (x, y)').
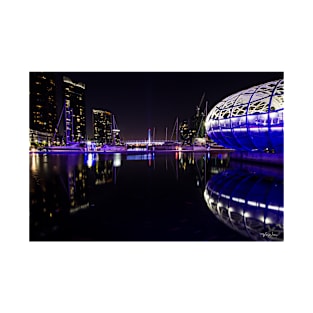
top-left (31, 152), bottom-right (39, 172)
top-left (113, 153), bottom-right (122, 167)
top-left (85, 153), bottom-right (96, 168)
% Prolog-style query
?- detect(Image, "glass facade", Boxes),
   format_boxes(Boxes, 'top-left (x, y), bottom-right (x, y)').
top-left (29, 72), bottom-right (57, 134)
top-left (92, 109), bottom-right (113, 144)
top-left (63, 76), bottom-right (86, 142)
top-left (179, 120), bottom-right (192, 144)
top-left (205, 79), bottom-right (284, 152)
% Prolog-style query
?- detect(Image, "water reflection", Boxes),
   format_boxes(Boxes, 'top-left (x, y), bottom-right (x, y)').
top-left (203, 168), bottom-right (284, 241)
top-left (30, 151), bottom-right (258, 240)
top-left (30, 154), bottom-right (89, 237)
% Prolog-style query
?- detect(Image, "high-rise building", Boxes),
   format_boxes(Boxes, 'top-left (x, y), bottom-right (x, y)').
top-left (179, 120), bottom-right (193, 145)
top-left (29, 72), bottom-right (57, 135)
top-left (63, 76), bottom-right (86, 142)
top-left (92, 109), bottom-right (113, 144)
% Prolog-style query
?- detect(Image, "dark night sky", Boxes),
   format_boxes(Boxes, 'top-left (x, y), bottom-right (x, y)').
top-left (56, 72), bottom-right (283, 140)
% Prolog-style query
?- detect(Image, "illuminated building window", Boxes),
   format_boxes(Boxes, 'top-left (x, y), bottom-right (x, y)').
top-left (29, 72), bottom-right (57, 135)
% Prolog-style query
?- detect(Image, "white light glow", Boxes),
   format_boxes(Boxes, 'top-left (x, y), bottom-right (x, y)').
top-left (265, 217), bottom-right (273, 224)
top-left (247, 201), bottom-right (258, 206)
top-left (232, 197), bottom-right (245, 203)
top-left (113, 153), bottom-right (122, 167)
top-left (87, 153), bottom-right (93, 168)
top-left (268, 204), bottom-right (284, 211)
top-left (243, 212), bottom-right (250, 218)
top-left (31, 153), bottom-right (39, 172)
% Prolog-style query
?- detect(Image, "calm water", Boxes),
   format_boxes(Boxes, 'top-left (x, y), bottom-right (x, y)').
top-left (29, 151), bottom-right (283, 241)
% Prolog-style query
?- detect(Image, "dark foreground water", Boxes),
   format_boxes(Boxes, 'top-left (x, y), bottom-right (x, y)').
top-left (29, 151), bottom-right (283, 241)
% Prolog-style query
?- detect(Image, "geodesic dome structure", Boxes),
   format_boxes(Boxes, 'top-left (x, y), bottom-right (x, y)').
top-left (205, 79), bottom-right (284, 152)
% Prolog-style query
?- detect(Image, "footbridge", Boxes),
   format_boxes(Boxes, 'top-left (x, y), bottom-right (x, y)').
top-left (125, 140), bottom-right (165, 147)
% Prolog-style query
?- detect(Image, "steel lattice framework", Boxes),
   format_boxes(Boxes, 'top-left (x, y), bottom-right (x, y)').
top-left (205, 79), bottom-right (284, 152)
top-left (203, 169), bottom-right (284, 241)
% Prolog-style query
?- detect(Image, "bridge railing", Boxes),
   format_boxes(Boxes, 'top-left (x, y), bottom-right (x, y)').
top-left (125, 140), bottom-right (165, 146)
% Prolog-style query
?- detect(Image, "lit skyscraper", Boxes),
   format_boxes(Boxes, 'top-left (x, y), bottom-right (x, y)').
top-left (92, 109), bottom-right (113, 144)
top-left (179, 120), bottom-right (192, 145)
top-left (63, 76), bottom-right (86, 142)
top-left (29, 72), bottom-right (57, 134)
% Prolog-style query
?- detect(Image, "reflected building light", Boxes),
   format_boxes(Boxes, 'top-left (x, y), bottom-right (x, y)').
top-left (268, 204), bottom-right (281, 211)
top-left (70, 202), bottom-right (89, 214)
top-left (247, 200), bottom-right (258, 206)
top-left (31, 153), bottom-right (39, 172)
top-left (126, 154), bottom-right (154, 161)
top-left (243, 212), bottom-right (250, 218)
top-left (232, 197), bottom-right (245, 203)
top-left (203, 190), bottom-right (210, 202)
top-left (113, 153), bottom-right (122, 167)
top-left (265, 217), bottom-right (273, 224)
top-left (87, 153), bottom-right (94, 168)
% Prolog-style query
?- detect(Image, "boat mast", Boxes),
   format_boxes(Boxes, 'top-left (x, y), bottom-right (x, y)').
top-left (196, 94), bottom-right (206, 138)
top-left (170, 117), bottom-right (179, 142)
